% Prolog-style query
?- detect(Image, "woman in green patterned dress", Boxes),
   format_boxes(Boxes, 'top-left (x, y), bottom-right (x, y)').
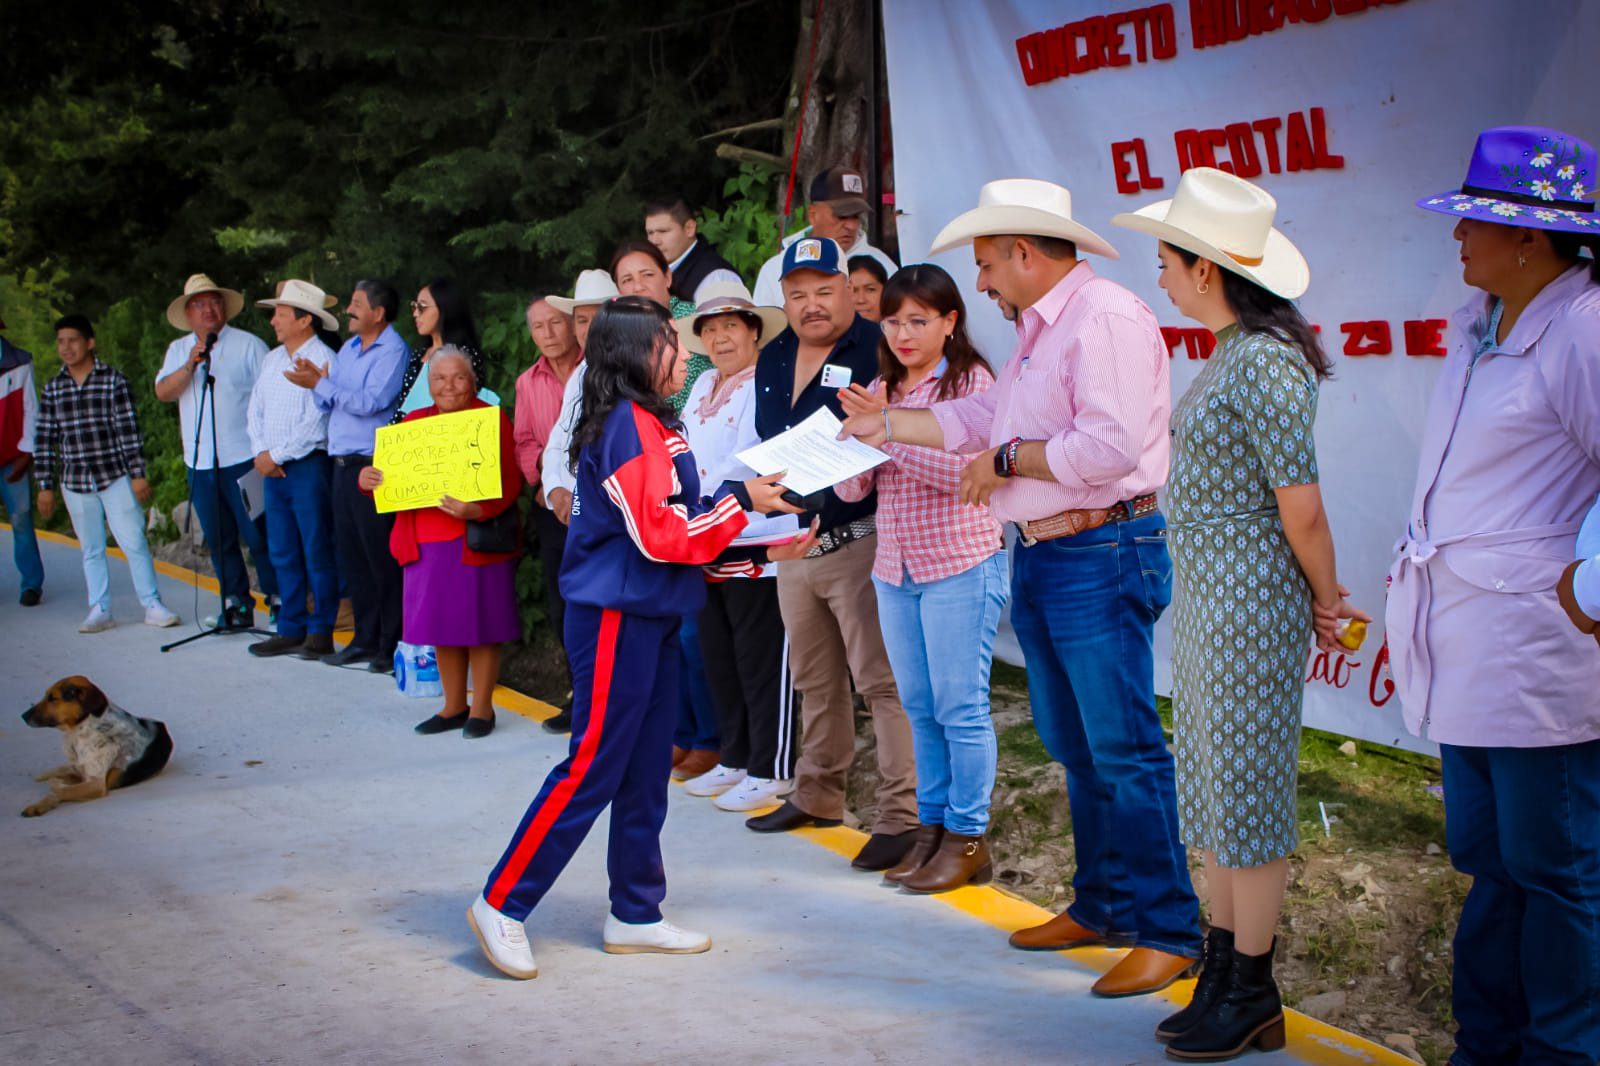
top-left (1114, 168), bottom-right (1369, 1062)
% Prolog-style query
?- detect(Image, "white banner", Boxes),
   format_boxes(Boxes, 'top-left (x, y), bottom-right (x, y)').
top-left (882, 0), bottom-right (1600, 752)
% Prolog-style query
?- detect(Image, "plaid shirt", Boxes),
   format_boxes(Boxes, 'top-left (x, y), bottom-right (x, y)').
top-left (836, 361), bottom-right (1004, 585)
top-left (36, 360), bottom-right (148, 493)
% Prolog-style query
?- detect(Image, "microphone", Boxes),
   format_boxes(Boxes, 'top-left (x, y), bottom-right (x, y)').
top-left (197, 331), bottom-right (219, 367)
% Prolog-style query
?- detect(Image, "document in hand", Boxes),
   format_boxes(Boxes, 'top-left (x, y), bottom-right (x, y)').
top-left (735, 407), bottom-right (890, 497)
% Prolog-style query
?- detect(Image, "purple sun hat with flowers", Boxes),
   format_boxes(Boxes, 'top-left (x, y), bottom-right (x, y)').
top-left (1418, 125), bottom-right (1597, 233)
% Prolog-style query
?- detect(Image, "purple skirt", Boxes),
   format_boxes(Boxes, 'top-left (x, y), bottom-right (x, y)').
top-left (402, 539), bottom-right (522, 647)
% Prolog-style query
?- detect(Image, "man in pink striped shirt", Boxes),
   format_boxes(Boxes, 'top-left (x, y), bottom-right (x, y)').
top-left (513, 295), bottom-right (585, 732)
top-left (840, 179), bottom-right (1200, 998)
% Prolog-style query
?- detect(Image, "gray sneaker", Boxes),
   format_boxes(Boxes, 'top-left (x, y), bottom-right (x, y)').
top-left (78, 606), bottom-right (116, 633)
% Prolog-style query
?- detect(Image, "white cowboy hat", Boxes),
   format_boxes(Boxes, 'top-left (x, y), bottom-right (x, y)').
top-left (547, 269), bottom-right (620, 315)
top-left (673, 282), bottom-right (789, 355)
top-left (928, 178), bottom-right (1119, 259)
top-left (256, 279), bottom-right (339, 332)
top-left (166, 273), bottom-right (244, 331)
top-left (1111, 167), bottom-right (1309, 299)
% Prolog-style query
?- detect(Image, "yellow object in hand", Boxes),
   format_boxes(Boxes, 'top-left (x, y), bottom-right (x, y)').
top-left (1337, 618), bottom-right (1367, 651)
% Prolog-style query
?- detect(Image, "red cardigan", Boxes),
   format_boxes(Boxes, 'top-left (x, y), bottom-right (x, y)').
top-left (385, 400), bottom-right (524, 568)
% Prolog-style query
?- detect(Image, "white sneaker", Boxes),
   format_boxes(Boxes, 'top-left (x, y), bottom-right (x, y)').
top-left (714, 775), bottom-right (790, 812)
top-left (144, 603), bottom-right (181, 628)
top-left (684, 763), bottom-right (746, 797)
top-left (467, 895), bottom-right (538, 979)
top-left (602, 914), bottom-right (711, 955)
top-left (78, 606), bottom-right (116, 633)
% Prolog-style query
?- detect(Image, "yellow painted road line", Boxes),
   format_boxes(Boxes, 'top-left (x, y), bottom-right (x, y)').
top-left (8, 523), bottom-right (1411, 1063)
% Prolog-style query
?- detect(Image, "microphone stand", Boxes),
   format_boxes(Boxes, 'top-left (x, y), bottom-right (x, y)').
top-left (163, 346), bottom-right (272, 652)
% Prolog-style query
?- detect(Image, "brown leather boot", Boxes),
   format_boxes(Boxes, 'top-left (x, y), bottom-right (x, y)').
top-left (881, 824), bottom-right (944, 885)
top-left (1008, 910), bottom-right (1110, 951)
top-left (900, 832), bottom-right (993, 894)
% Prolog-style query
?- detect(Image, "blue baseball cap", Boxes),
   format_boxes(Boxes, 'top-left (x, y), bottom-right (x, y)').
top-left (780, 236), bottom-right (847, 280)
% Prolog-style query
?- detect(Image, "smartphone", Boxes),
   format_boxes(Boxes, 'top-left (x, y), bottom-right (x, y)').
top-left (820, 364), bottom-right (853, 390)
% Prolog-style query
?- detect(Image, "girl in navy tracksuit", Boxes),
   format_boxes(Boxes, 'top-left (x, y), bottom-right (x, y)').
top-left (474, 297), bottom-right (799, 967)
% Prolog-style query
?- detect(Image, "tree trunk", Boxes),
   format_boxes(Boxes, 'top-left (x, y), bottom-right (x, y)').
top-left (781, 0), bottom-right (874, 226)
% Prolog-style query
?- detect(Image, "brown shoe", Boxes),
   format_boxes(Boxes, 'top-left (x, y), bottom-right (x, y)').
top-left (882, 824), bottom-right (944, 885)
top-left (900, 832), bottom-right (993, 894)
top-left (672, 749), bottom-right (719, 781)
top-left (671, 745), bottom-right (689, 769)
top-left (1008, 910), bottom-right (1110, 951)
top-left (1091, 947), bottom-right (1197, 998)
top-left (333, 598), bottom-right (355, 633)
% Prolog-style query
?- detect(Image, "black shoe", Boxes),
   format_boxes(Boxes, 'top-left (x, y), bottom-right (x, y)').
top-left (297, 633), bottom-right (335, 659)
top-left (249, 634), bottom-right (305, 658)
top-left (323, 644), bottom-right (376, 667)
top-left (367, 653), bottom-right (395, 675)
top-left (19, 588), bottom-right (41, 607)
top-left (1157, 927), bottom-right (1235, 1042)
top-left (851, 830), bottom-right (918, 871)
top-left (541, 709), bottom-right (573, 734)
top-left (1165, 940), bottom-right (1285, 1062)
top-left (415, 712), bottom-right (469, 735)
top-left (745, 799), bottom-right (842, 834)
top-left (463, 715), bottom-right (496, 739)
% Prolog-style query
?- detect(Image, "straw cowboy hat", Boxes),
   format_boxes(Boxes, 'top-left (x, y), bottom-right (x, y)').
top-left (166, 273), bottom-right (244, 331)
top-left (1111, 167), bottom-right (1309, 299)
top-left (274, 277), bottom-right (340, 310)
top-left (929, 178), bottom-right (1119, 259)
top-left (256, 279), bottom-right (340, 332)
top-left (547, 269), bottom-right (620, 315)
top-left (673, 282), bottom-right (789, 355)
top-left (1417, 124), bottom-right (1598, 234)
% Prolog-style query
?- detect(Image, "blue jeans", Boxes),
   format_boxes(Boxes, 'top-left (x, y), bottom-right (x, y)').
top-left (263, 454), bottom-right (337, 638)
top-left (873, 553), bottom-right (1007, 835)
top-left (1009, 512), bottom-right (1201, 957)
top-left (188, 458), bottom-right (278, 606)
top-left (674, 610), bottom-right (720, 751)
top-left (0, 459), bottom-right (44, 594)
top-left (61, 476), bottom-right (164, 611)
top-left (1442, 740), bottom-right (1600, 1066)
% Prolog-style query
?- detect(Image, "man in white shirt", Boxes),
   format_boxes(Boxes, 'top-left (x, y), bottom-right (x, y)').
top-left (154, 273), bottom-right (278, 628)
top-left (644, 197), bottom-right (742, 304)
top-left (751, 166), bottom-right (898, 307)
top-left (246, 281), bottom-right (340, 659)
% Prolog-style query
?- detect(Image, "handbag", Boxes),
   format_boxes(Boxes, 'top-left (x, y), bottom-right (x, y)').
top-left (466, 505), bottom-right (519, 554)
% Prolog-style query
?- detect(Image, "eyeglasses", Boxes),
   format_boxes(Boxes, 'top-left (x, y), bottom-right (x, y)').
top-left (880, 316), bottom-right (937, 337)
top-left (410, 300), bottom-right (434, 313)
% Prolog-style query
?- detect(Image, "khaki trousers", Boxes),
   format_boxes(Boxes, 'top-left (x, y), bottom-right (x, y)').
top-left (776, 534), bottom-right (918, 833)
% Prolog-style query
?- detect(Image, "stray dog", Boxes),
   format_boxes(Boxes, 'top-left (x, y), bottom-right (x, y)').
top-left (20, 676), bottom-right (173, 817)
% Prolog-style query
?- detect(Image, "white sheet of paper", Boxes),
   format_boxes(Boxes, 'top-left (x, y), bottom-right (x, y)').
top-left (731, 513), bottom-right (802, 547)
top-left (735, 407), bottom-right (890, 497)
top-left (236, 467), bottom-right (266, 521)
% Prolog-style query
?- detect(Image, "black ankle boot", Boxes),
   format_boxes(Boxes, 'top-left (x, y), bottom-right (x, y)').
top-left (1155, 926), bottom-right (1234, 1042)
top-left (1165, 940), bottom-right (1285, 1061)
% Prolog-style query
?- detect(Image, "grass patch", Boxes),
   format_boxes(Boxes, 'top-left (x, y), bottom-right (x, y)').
top-left (1296, 727), bottom-right (1444, 851)
top-left (996, 720), bottom-right (1053, 768)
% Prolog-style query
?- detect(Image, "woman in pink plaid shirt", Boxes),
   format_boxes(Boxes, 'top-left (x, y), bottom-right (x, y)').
top-left (836, 264), bottom-right (1007, 894)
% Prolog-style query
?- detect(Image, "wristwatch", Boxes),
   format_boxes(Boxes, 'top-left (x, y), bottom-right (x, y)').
top-left (994, 437), bottom-right (1023, 478)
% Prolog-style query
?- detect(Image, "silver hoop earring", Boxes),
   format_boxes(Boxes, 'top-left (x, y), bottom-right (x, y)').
top-left (1196, 282), bottom-right (1209, 295)
top-left (1519, 254), bottom-right (1528, 269)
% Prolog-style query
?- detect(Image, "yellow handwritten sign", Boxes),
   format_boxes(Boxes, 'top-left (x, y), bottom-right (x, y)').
top-left (372, 406), bottom-right (502, 514)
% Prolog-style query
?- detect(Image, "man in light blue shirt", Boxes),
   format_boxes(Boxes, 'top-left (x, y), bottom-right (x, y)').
top-left (154, 273), bottom-right (279, 628)
top-left (1558, 492), bottom-right (1600, 640)
top-left (285, 278), bottom-right (408, 672)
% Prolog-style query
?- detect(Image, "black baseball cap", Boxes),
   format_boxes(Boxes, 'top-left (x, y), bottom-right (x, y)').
top-left (808, 166), bottom-right (871, 218)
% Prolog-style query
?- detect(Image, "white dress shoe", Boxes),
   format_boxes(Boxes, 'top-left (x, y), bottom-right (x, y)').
top-left (78, 606), bottom-right (115, 633)
top-left (602, 914), bottom-right (711, 955)
top-left (144, 603), bottom-right (181, 628)
top-left (713, 775), bottom-right (790, 812)
top-left (684, 763), bottom-right (746, 797)
top-left (467, 895), bottom-right (538, 979)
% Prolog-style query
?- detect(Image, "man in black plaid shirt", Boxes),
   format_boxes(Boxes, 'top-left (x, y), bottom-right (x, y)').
top-left (35, 315), bottom-right (179, 632)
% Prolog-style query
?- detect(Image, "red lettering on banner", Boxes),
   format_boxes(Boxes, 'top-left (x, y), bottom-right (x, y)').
top-left (1368, 639), bottom-right (1394, 708)
top-left (1015, 4), bottom-right (1178, 86)
top-left (1112, 139), bottom-right (1165, 193)
top-left (1403, 319), bottom-right (1448, 357)
top-left (1161, 326), bottom-right (1218, 360)
top-left (1190, 0), bottom-right (1409, 50)
top-left (1307, 648), bottom-right (1357, 690)
top-left (1168, 109), bottom-right (1343, 181)
top-left (1341, 321), bottom-right (1393, 356)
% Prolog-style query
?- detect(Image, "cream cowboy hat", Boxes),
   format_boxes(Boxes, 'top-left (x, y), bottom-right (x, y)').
top-left (256, 279), bottom-right (339, 332)
top-left (166, 273), bottom-right (245, 331)
top-left (929, 178), bottom-right (1119, 259)
top-left (673, 282), bottom-right (789, 355)
top-left (546, 269), bottom-right (620, 315)
top-left (1111, 167), bottom-right (1309, 299)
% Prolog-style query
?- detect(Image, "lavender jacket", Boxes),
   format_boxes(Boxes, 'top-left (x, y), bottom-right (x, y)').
top-left (1386, 263), bottom-right (1600, 748)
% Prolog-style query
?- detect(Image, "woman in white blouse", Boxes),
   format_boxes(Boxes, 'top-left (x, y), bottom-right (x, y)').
top-left (673, 283), bottom-right (814, 813)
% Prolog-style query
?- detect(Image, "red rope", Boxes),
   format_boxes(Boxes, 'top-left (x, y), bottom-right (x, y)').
top-left (781, 0), bottom-right (825, 237)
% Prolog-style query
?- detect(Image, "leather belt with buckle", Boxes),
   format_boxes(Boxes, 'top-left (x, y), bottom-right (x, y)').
top-left (1015, 494), bottom-right (1159, 546)
top-left (806, 515), bottom-right (877, 558)
top-left (333, 454), bottom-right (372, 468)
